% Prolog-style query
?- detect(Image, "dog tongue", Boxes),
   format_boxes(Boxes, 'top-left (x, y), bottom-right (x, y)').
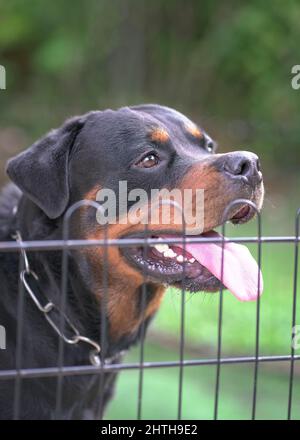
top-left (175, 231), bottom-right (263, 301)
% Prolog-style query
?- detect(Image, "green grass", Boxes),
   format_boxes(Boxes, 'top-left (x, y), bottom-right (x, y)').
top-left (106, 201), bottom-right (300, 419)
top-left (153, 242), bottom-right (298, 356)
top-left (152, 208), bottom-right (300, 355)
top-left (106, 344), bottom-right (300, 420)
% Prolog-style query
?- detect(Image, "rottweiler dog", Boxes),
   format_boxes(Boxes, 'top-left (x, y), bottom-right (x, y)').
top-left (0, 104), bottom-right (264, 419)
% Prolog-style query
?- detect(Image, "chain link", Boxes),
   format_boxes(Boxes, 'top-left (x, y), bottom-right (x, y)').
top-left (14, 230), bottom-right (101, 366)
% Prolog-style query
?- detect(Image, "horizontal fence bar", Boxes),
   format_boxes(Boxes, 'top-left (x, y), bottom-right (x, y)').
top-left (0, 236), bottom-right (299, 252)
top-left (0, 354), bottom-right (299, 380)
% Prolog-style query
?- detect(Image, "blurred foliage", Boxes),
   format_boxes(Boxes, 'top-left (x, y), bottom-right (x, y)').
top-left (0, 0), bottom-right (300, 184)
top-left (0, 1), bottom-right (299, 418)
top-left (106, 344), bottom-right (300, 419)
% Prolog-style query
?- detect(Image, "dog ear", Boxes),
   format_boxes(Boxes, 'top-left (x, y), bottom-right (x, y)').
top-left (6, 113), bottom-right (92, 219)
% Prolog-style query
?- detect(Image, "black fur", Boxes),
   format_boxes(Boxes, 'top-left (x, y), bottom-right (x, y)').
top-left (0, 104), bottom-right (263, 419)
top-left (0, 184), bottom-right (122, 419)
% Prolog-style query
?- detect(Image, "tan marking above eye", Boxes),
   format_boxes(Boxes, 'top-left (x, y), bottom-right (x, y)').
top-left (184, 122), bottom-right (203, 139)
top-left (150, 128), bottom-right (170, 143)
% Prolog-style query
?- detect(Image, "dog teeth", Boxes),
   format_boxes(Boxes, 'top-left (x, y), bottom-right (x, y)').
top-left (163, 249), bottom-right (171, 258)
top-left (152, 242), bottom-right (194, 264)
top-left (176, 254), bottom-right (193, 264)
top-left (164, 249), bottom-right (177, 258)
top-left (153, 243), bottom-right (178, 259)
top-left (153, 244), bottom-right (169, 253)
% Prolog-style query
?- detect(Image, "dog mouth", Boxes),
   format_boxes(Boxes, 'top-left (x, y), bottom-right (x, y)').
top-left (123, 235), bottom-right (222, 293)
top-left (121, 205), bottom-right (263, 301)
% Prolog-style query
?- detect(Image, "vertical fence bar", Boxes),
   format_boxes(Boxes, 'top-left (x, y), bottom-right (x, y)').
top-left (13, 253), bottom-right (25, 420)
top-left (55, 203), bottom-right (73, 418)
top-left (4, 199), bottom-right (298, 420)
top-left (136, 277), bottom-right (146, 420)
top-left (177, 263), bottom-right (186, 419)
top-left (96, 219), bottom-right (109, 419)
top-left (137, 223), bottom-right (149, 420)
top-left (214, 199), bottom-right (261, 420)
top-left (287, 208), bottom-right (300, 420)
top-left (214, 230), bottom-right (225, 420)
top-left (55, 200), bottom-right (102, 419)
top-left (213, 198), bottom-right (235, 420)
top-left (177, 202), bottom-right (186, 420)
top-left (251, 208), bottom-right (262, 420)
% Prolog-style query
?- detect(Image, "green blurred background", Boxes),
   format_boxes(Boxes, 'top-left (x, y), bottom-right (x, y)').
top-left (0, 0), bottom-right (299, 420)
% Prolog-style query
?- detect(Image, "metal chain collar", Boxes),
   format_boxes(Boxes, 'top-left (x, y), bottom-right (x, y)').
top-left (12, 231), bottom-right (101, 367)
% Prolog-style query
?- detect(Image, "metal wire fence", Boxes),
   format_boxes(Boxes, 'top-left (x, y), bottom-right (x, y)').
top-left (0, 198), bottom-right (299, 420)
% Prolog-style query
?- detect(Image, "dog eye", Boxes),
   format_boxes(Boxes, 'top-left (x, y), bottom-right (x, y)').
top-left (137, 153), bottom-right (160, 168)
top-left (206, 142), bottom-right (214, 153)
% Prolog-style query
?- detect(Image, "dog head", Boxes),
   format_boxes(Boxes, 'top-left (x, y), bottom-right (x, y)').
top-left (7, 104), bottom-right (264, 342)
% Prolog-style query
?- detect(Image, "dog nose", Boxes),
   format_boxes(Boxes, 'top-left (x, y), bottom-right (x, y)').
top-left (223, 151), bottom-right (262, 187)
